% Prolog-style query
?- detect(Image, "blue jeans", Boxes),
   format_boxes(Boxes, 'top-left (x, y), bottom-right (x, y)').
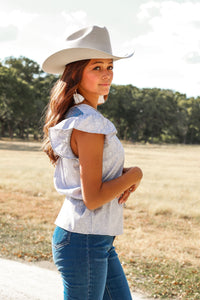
top-left (52, 226), bottom-right (132, 300)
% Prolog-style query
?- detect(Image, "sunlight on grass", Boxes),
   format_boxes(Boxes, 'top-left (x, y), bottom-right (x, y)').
top-left (0, 140), bottom-right (57, 199)
top-left (123, 143), bottom-right (200, 219)
top-left (0, 140), bottom-right (200, 299)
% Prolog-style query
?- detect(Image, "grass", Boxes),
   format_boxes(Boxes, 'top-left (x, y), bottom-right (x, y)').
top-left (0, 139), bottom-right (200, 299)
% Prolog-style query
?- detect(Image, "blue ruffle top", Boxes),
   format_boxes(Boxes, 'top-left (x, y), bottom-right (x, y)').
top-left (49, 104), bottom-right (125, 235)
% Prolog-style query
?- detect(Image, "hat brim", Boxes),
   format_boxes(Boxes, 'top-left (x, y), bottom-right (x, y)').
top-left (42, 48), bottom-right (134, 74)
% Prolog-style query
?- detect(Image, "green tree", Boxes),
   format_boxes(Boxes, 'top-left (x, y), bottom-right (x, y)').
top-left (4, 56), bottom-right (41, 83)
top-left (0, 56), bottom-right (57, 139)
top-left (0, 56), bottom-right (199, 144)
top-left (185, 97), bottom-right (200, 143)
top-left (100, 85), bottom-right (142, 141)
top-left (0, 65), bottom-right (33, 138)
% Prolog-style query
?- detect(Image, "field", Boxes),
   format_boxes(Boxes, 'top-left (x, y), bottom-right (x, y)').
top-left (0, 140), bottom-right (200, 299)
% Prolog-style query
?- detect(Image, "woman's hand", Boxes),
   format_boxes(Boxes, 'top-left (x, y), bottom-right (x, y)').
top-left (118, 167), bottom-right (142, 205)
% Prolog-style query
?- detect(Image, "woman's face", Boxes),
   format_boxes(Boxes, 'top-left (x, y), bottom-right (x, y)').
top-left (78, 59), bottom-right (113, 101)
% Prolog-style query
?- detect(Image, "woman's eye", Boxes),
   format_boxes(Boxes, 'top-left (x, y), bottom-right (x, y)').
top-left (94, 66), bottom-right (101, 70)
top-left (93, 66), bottom-right (113, 71)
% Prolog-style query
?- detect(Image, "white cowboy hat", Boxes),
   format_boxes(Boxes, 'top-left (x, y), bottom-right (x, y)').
top-left (42, 25), bottom-right (134, 74)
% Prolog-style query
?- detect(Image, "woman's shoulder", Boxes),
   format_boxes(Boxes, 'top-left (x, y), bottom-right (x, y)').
top-left (49, 103), bottom-right (117, 158)
top-left (48, 105), bottom-right (101, 159)
top-left (66, 104), bottom-right (102, 119)
top-left (50, 103), bottom-right (116, 137)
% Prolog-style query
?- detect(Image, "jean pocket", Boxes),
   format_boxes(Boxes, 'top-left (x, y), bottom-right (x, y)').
top-left (52, 226), bottom-right (71, 249)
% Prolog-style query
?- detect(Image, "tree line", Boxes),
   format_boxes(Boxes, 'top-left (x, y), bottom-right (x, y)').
top-left (0, 56), bottom-right (199, 144)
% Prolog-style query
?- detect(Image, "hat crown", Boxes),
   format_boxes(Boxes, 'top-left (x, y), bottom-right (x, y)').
top-left (66, 25), bottom-right (113, 54)
top-left (42, 25), bottom-right (134, 74)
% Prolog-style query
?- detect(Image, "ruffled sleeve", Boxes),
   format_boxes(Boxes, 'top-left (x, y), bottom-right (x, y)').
top-left (49, 105), bottom-right (117, 159)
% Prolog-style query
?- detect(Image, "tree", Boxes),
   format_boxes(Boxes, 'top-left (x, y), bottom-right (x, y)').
top-left (185, 97), bottom-right (200, 143)
top-left (99, 85), bottom-right (142, 141)
top-left (0, 56), bottom-right (57, 139)
top-left (4, 56), bottom-right (41, 83)
top-left (0, 65), bottom-right (34, 138)
top-left (0, 56), bottom-right (199, 143)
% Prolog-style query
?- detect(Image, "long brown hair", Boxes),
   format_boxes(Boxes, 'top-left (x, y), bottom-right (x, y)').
top-left (42, 59), bottom-right (90, 164)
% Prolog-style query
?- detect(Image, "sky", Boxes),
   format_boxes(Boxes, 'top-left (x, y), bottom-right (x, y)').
top-left (0, 0), bottom-right (200, 98)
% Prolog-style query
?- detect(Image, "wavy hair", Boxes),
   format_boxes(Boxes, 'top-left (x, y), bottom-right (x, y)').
top-left (42, 59), bottom-right (90, 164)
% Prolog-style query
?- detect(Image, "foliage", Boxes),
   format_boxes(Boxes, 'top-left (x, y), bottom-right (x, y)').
top-left (0, 56), bottom-right (57, 139)
top-left (99, 85), bottom-right (200, 144)
top-left (0, 56), bottom-right (199, 143)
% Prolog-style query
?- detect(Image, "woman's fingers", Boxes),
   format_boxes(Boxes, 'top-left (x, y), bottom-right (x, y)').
top-left (118, 187), bottom-right (133, 204)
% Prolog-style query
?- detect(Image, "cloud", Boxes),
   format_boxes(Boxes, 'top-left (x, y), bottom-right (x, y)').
top-left (184, 51), bottom-right (200, 64)
top-left (0, 10), bottom-right (38, 30)
top-left (191, 20), bottom-right (200, 28)
top-left (113, 1), bottom-right (200, 97)
top-left (0, 25), bottom-right (18, 41)
top-left (137, 1), bottom-right (161, 19)
top-left (19, 10), bottom-right (89, 63)
top-left (129, 1), bottom-right (200, 49)
top-left (0, 10), bottom-right (39, 60)
top-left (0, 1), bottom-right (200, 97)
top-left (0, 8), bottom-right (89, 64)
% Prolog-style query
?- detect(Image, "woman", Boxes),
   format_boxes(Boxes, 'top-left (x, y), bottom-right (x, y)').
top-left (42, 25), bottom-right (143, 300)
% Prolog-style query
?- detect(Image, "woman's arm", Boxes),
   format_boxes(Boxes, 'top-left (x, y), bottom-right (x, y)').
top-left (71, 129), bottom-right (143, 210)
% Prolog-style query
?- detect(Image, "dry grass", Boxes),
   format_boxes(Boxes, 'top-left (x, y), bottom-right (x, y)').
top-left (0, 140), bottom-right (200, 299)
top-left (117, 143), bottom-right (200, 264)
top-left (0, 140), bottom-right (57, 199)
top-left (123, 143), bottom-right (200, 218)
top-left (116, 143), bottom-right (200, 299)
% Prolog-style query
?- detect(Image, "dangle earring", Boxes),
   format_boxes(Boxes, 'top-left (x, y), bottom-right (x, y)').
top-left (98, 95), bottom-right (105, 104)
top-left (73, 90), bottom-right (84, 104)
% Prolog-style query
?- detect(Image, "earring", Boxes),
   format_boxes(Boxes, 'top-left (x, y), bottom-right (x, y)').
top-left (73, 90), bottom-right (84, 104)
top-left (98, 95), bottom-right (105, 104)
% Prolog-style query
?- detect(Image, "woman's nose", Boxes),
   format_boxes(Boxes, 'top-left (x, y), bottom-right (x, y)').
top-left (102, 70), bottom-right (111, 79)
